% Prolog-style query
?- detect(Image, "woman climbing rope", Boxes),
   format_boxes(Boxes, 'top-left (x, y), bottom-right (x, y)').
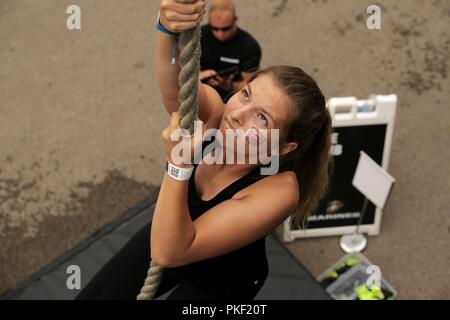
top-left (76, 0), bottom-right (332, 300)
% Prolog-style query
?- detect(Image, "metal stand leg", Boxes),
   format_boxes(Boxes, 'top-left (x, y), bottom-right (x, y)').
top-left (339, 197), bottom-right (369, 253)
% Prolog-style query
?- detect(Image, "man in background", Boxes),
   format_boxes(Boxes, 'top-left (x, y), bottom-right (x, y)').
top-left (199, 0), bottom-right (262, 101)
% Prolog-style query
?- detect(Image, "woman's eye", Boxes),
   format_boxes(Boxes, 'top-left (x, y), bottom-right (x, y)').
top-left (242, 89), bottom-right (250, 101)
top-left (259, 114), bottom-right (268, 125)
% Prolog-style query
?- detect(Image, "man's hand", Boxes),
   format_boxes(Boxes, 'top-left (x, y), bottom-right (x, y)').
top-left (199, 69), bottom-right (221, 87)
top-left (159, 0), bottom-right (206, 33)
top-left (200, 69), bottom-right (235, 90)
top-left (217, 73), bottom-right (235, 91)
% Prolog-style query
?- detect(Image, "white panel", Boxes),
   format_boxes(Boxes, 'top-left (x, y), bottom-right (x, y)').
top-left (352, 151), bottom-right (396, 209)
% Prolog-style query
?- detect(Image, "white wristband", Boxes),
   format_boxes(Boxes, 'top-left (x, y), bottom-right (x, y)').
top-left (165, 162), bottom-right (194, 182)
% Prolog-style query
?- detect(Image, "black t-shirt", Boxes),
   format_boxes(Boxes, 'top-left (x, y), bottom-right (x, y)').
top-left (200, 24), bottom-right (262, 77)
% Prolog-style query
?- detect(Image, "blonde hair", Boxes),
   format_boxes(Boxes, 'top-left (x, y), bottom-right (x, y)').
top-left (249, 66), bottom-right (333, 228)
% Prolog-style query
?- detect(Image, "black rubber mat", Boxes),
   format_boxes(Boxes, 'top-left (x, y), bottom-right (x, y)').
top-left (0, 191), bottom-right (330, 300)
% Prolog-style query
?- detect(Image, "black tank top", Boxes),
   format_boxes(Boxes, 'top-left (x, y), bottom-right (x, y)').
top-left (173, 143), bottom-right (270, 285)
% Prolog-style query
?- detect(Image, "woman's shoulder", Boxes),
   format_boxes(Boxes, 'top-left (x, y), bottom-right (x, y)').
top-left (233, 170), bottom-right (299, 203)
top-left (260, 171), bottom-right (299, 195)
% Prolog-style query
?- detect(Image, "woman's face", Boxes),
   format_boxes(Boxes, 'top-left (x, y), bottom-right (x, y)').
top-left (218, 74), bottom-right (291, 160)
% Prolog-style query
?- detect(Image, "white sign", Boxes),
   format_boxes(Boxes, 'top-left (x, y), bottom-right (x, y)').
top-left (352, 151), bottom-right (395, 209)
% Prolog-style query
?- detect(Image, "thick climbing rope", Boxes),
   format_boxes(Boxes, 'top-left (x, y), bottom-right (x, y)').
top-left (137, 26), bottom-right (201, 300)
top-left (177, 27), bottom-right (202, 135)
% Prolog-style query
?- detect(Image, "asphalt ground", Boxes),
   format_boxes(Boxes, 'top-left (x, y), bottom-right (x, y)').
top-left (1, 0), bottom-right (449, 299)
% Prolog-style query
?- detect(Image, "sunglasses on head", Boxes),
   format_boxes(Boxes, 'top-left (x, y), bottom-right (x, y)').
top-left (210, 24), bottom-right (234, 32)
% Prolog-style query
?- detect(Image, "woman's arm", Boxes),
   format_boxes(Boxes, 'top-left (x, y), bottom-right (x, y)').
top-left (155, 31), bottom-right (182, 113)
top-left (151, 166), bottom-right (196, 266)
top-left (151, 1), bottom-right (229, 266)
top-left (155, 0), bottom-right (206, 114)
top-left (152, 158), bottom-right (299, 268)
